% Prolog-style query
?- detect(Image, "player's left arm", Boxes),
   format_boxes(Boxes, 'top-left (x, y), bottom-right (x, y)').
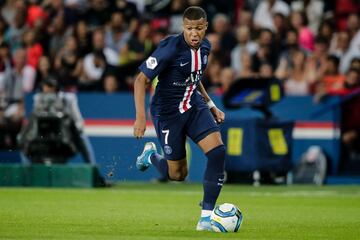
top-left (198, 82), bottom-right (225, 124)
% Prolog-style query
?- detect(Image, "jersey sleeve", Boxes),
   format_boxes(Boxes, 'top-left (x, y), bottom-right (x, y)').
top-left (138, 38), bottom-right (174, 80)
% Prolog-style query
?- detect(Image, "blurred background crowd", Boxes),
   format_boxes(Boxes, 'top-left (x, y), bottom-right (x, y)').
top-left (0, 0), bottom-right (359, 151)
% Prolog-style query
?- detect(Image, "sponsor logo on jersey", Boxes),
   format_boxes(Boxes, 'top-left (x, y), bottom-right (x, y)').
top-left (180, 62), bottom-right (189, 67)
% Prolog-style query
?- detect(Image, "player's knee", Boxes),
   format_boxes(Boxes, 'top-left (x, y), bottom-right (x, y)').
top-left (169, 169), bottom-right (188, 181)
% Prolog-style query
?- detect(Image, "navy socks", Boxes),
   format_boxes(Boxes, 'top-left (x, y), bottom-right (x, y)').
top-left (150, 153), bottom-right (169, 179)
top-left (202, 145), bottom-right (226, 211)
top-left (150, 144), bottom-right (225, 211)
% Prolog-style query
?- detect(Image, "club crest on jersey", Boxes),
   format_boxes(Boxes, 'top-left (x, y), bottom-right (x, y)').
top-left (164, 145), bottom-right (172, 155)
top-left (146, 56), bottom-right (157, 70)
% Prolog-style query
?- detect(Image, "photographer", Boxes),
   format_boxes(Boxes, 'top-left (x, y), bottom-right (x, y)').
top-left (19, 77), bottom-right (96, 165)
top-left (0, 49), bottom-right (24, 150)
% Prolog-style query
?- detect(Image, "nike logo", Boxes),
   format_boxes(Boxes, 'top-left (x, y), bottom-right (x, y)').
top-left (180, 62), bottom-right (189, 67)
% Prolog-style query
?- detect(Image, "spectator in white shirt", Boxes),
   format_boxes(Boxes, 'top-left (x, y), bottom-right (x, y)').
top-left (254, 0), bottom-right (290, 31)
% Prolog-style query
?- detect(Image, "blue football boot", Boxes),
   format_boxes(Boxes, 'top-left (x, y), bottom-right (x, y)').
top-left (196, 216), bottom-right (212, 231)
top-left (136, 142), bottom-right (157, 171)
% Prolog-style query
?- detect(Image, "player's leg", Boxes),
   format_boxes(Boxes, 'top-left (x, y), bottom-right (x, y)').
top-left (198, 131), bottom-right (225, 210)
top-left (197, 131), bottom-right (225, 230)
top-left (137, 147), bottom-right (188, 181)
top-left (186, 108), bottom-right (225, 231)
top-left (136, 116), bottom-right (188, 181)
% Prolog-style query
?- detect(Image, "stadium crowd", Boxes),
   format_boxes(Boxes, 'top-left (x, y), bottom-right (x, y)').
top-left (0, 0), bottom-right (359, 151)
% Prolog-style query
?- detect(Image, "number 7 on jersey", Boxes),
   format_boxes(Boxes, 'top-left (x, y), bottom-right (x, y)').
top-left (162, 129), bottom-right (170, 145)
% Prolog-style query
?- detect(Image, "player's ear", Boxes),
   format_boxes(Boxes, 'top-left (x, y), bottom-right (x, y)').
top-left (205, 21), bottom-right (208, 30)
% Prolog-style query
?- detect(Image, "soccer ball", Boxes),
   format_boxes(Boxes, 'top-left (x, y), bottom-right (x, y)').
top-left (210, 203), bottom-right (243, 232)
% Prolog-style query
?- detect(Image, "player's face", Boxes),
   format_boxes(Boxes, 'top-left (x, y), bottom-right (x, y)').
top-left (183, 17), bottom-right (208, 49)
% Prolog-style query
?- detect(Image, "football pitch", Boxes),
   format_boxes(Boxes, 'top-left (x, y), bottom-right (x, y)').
top-left (0, 183), bottom-right (359, 240)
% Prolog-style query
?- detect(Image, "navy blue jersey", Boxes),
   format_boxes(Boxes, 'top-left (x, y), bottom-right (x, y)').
top-left (139, 33), bottom-right (211, 118)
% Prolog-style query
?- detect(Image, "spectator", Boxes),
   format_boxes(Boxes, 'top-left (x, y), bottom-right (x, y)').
top-left (90, 28), bottom-right (119, 66)
top-left (23, 29), bottom-right (43, 68)
top-left (276, 50), bottom-right (311, 95)
top-left (104, 11), bottom-right (131, 54)
top-left (349, 58), bottom-right (360, 71)
top-left (211, 13), bottom-right (237, 66)
top-left (80, 49), bottom-right (107, 91)
top-left (290, 11), bottom-right (315, 52)
top-left (330, 31), bottom-right (351, 58)
top-left (318, 19), bottom-right (336, 43)
top-left (306, 36), bottom-right (330, 83)
top-left (291, 0), bottom-right (324, 34)
top-left (119, 22), bottom-right (152, 66)
top-left (231, 25), bottom-right (258, 76)
top-left (47, 12), bottom-right (72, 59)
top-left (4, 5), bottom-right (27, 54)
top-left (26, 1), bottom-right (48, 29)
top-left (110, 0), bottom-right (139, 34)
top-left (83, 0), bottom-right (110, 28)
top-left (0, 51), bottom-right (24, 149)
top-left (206, 32), bottom-right (226, 65)
top-left (316, 55), bottom-right (346, 96)
top-left (54, 35), bottom-right (82, 91)
top-left (255, 28), bottom-right (278, 70)
top-left (236, 6), bottom-right (254, 31)
top-left (339, 68), bottom-right (360, 171)
top-left (252, 44), bottom-right (273, 73)
top-left (279, 28), bottom-right (302, 65)
top-left (254, 0), bottom-right (290, 31)
top-left (347, 13), bottom-right (360, 48)
top-left (34, 55), bottom-right (53, 91)
top-left (168, 0), bottom-right (188, 34)
top-left (43, 0), bottom-right (79, 26)
top-left (1, 0), bottom-right (24, 26)
top-left (272, 12), bottom-right (287, 44)
top-left (215, 67), bottom-right (235, 95)
top-left (103, 74), bottom-right (119, 94)
top-left (0, 42), bottom-right (11, 88)
top-left (343, 68), bottom-right (360, 90)
top-left (151, 27), bottom-right (168, 49)
top-left (202, 58), bottom-right (222, 91)
top-left (238, 51), bottom-right (256, 79)
top-left (73, 20), bottom-right (92, 57)
top-left (258, 62), bottom-right (274, 79)
top-left (0, 14), bottom-right (8, 44)
top-left (12, 48), bottom-right (36, 93)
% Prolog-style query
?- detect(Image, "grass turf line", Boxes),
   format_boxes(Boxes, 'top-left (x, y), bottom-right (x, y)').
top-left (0, 183), bottom-right (359, 240)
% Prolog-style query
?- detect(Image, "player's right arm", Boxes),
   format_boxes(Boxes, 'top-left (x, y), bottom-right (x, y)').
top-left (133, 36), bottom-right (175, 138)
top-left (133, 72), bottom-right (151, 138)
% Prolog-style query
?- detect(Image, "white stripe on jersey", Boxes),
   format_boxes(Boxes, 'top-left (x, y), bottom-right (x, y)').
top-left (191, 48), bottom-right (196, 72)
top-left (196, 49), bottom-right (202, 70)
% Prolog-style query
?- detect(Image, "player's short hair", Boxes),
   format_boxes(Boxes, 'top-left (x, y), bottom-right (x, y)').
top-left (183, 6), bottom-right (207, 21)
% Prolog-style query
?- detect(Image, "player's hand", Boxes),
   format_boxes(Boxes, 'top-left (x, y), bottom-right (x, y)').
top-left (210, 107), bottom-right (225, 124)
top-left (133, 117), bottom-right (146, 139)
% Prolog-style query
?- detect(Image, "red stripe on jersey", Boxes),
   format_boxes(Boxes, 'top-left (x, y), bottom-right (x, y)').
top-left (194, 49), bottom-right (199, 71)
top-left (182, 84), bottom-right (193, 112)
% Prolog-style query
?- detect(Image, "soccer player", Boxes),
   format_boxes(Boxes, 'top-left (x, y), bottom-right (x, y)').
top-left (133, 6), bottom-right (226, 231)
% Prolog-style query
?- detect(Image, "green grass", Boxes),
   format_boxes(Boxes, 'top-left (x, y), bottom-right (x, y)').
top-left (0, 183), bottom-right (359, 240)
